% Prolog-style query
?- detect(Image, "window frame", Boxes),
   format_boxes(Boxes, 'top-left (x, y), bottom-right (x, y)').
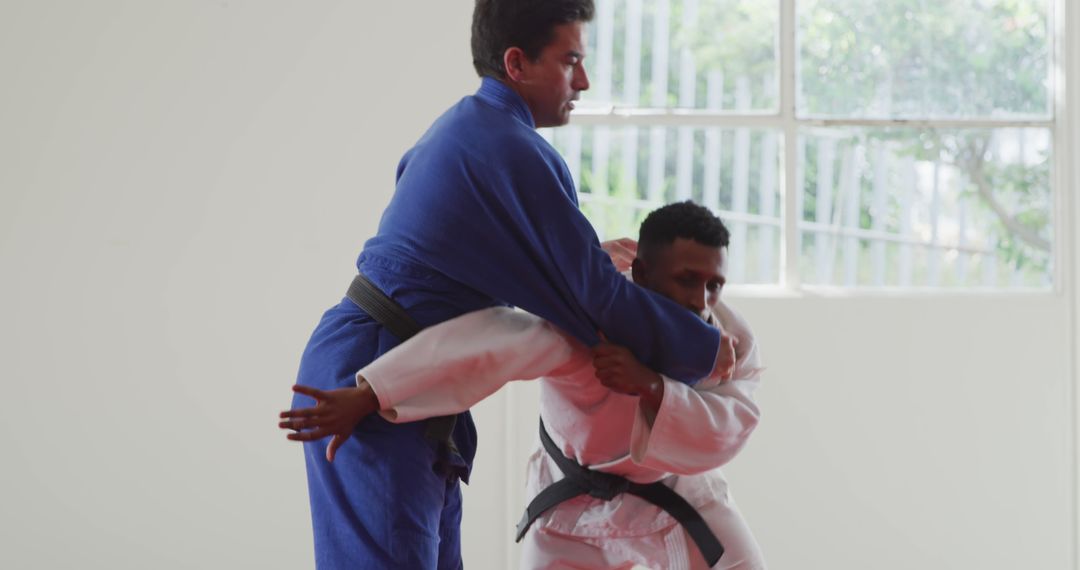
top-left (567, 0), bottom-right (1066, 295)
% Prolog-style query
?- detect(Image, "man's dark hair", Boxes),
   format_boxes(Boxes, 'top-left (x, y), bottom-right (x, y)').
top-left (638, 201), bottom-right (730, 259)
top-left (471, 0), bottom-right (595, 79)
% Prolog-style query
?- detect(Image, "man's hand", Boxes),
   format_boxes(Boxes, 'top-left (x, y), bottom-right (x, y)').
top-left (714, 332), bottom-right (738, 381)
top-left (592, 341), bottom-right (665, 425)
top-left (600, 238), bottom-right (638, 272)
top-left (279, 379), bottom-right (380, 462)
top-left (592, 341), bottom-right (661, 396)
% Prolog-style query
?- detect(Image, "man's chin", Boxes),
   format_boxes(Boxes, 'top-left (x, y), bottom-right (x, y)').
top-left (536, 113), bottom-right (571, 129)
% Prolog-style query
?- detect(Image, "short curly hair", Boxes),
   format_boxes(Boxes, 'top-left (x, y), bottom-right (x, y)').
top-left (471, 0), bottom-right (595, 79)
top-left (638, 201), bottom-right (730, 259)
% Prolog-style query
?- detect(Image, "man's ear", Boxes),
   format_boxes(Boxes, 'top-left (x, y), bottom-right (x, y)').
top-left (503, 47), bottom-right (529, 82)
top-left (631, 257), bottom-right (647, 284)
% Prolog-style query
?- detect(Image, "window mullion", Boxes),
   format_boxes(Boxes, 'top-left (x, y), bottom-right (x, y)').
top-left (780, 0), bottom-right (800, 290)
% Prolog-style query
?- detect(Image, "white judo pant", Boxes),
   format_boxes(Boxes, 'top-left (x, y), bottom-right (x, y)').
top-left (519, 492), bottom-right (766, 570)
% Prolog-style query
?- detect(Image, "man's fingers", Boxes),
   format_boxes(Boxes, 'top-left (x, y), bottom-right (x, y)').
top-left (597, 372), bottom-right (626, 386)
top-left (720, 358), bottom-right (735, 380)
top-left (591, 343), bottom-right (625, 357)
top-left (279, 417), bottom-right (328, 431)
top-left (280, 411), bottom-right (341, 431)
top-left (592, 342), bottom-right (616, 354)
top-left (601, 238), bottom-right (638, 260)
top-left (291, 384), bottom-right (327, 401)
top-left (593, 356), bottom-right (621, 370)
top-left (597, 374), bottom-right (621, 388)
top-left (326, 434), bottom-right (348, 462)
top-left (286, 428), bottom-right (333, 442)
top-left (593, 356), bottom-right (627, 372)
top-left (279, 407), bottom-right (320, 419)
top-left (601, 237), bottom-right (636, 251)
top-left (594, 367), bottom-right (620, 381)
top-left (600, 379), bottom-right (638, 396)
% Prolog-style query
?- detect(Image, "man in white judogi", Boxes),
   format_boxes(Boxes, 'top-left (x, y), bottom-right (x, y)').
top-left (282, 202), bottom-right (766, 569)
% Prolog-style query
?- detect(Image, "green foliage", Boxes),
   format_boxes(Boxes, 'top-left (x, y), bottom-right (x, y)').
top-left (569, 0), bottom-right (1053, 286)
top-left (799, 0), bottom-right (1048, 117)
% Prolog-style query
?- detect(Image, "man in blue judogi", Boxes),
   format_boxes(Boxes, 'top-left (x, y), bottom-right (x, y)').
top-left (282, 1), bottom-right (730, 567)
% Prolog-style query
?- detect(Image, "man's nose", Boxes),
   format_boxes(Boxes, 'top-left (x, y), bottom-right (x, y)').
top-left (574, 64), bottom-right (590, 91)
top-left (687, 289), bottom-right (707, 315)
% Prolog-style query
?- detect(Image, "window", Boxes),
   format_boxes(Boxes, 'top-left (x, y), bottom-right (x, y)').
top-left (545, 0), bottom-right (1055, 290)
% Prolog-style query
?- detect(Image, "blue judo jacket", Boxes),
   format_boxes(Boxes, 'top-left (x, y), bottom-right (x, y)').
top-left (293, 77), bottom-right (721, 568)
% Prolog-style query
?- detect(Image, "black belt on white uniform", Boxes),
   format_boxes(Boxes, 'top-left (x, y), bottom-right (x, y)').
top-left (515, 419), bottom-right (724, 567)
top-left (345, 273), bottom-right (459, 463)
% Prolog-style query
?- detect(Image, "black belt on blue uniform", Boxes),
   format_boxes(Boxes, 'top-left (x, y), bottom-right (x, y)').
top-left (345, 273), bottom-right (459, 468)
top-left (515, 419), bottom-right (724, 567)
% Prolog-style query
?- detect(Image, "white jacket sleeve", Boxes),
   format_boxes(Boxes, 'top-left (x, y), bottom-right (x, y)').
top-left (629, 302), bottom-right (764, 475)
top-left (357, 306), bottom-right (586, 423)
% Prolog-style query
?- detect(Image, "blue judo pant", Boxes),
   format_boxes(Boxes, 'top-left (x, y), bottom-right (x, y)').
top-left (294, 298), bottom-right (475, 569)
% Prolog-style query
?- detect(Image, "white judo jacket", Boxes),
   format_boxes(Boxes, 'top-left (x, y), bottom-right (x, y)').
top-left (358, 301), bottom-right (765, 569)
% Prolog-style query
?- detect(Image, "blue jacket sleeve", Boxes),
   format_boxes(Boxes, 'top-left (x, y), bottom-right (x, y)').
top-left (392, 135), bottom-right (720, 385)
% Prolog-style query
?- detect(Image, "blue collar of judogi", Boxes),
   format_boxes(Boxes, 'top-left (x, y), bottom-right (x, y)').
top-left (476, 76), bottom-right (536, 129)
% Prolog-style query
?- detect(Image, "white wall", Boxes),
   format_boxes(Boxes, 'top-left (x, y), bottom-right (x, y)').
top-left (0, 1), bottom-right (1075, 569)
